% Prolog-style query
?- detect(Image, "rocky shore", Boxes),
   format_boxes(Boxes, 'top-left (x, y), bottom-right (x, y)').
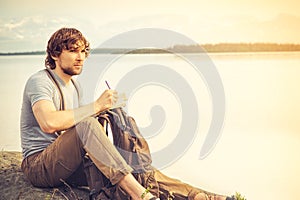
top-left (0, 151), bottom-right (89, 200)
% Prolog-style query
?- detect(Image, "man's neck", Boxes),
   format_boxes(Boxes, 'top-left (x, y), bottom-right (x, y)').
top-left (53, 68), bottom-right (72, 84)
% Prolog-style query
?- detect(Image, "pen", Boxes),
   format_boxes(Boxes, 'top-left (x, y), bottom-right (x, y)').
top-left (105, 80), bottom-right (111, 89)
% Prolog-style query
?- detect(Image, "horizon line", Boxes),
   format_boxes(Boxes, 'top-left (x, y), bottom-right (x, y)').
top-left (1, 42), bottom-right (300, 55)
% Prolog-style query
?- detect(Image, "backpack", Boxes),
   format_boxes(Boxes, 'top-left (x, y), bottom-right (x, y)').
top-left (98, 108), bottom-right (153, 172)
top-left (83, 108), bottom-right (159, 200)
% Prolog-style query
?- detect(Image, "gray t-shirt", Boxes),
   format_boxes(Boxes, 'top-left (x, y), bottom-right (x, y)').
top-left (20, 69), bottom-right (82, 158)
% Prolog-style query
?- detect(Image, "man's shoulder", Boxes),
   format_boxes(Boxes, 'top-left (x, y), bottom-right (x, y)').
top-left (25, 69), bottom-right (54, 92)
top-left (28, 69), bottom-right (47, 79)
top-left (26, 69), bottom-right (50, 84)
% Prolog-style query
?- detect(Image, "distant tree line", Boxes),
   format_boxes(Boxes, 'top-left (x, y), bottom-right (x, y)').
top-left (82, 43), bottom-right (300, 53)
top-left (1, 43), bottom-right (300, 55)
top-left (171, 43), bottom-right (300, 53)
top-left (0, 51), bottom-right (46, 56)
top-left (89, 43), bottom-right (300, 54)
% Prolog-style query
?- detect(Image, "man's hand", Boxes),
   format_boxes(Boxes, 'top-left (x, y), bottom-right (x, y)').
top-left (95, 89), bottom-right (119, 113)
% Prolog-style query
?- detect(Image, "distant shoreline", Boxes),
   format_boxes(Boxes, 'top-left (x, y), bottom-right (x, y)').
top-left (1, 43), bottom-right (300, 56)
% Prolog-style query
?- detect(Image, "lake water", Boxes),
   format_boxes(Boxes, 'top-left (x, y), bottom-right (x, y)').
top-left (1, 52), bottom-right (300, 200)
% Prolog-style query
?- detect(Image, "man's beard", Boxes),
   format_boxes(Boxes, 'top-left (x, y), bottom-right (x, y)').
top-left (62, 66), bottom-right (82, 76)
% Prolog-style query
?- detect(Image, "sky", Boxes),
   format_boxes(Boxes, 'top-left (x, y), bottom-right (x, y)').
top-left (0, 0), bottom-right (300, 52)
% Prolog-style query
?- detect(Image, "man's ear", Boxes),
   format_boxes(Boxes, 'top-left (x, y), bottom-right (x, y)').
top-left (51, 56), bottom-right (58, 61)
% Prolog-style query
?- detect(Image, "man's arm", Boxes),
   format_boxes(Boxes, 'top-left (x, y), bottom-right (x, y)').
top-left (33, 89), bottom-right (117, 134)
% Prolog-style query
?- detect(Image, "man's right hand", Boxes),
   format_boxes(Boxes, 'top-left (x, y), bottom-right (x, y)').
top-left (95, 89), bottom-right (119, 114)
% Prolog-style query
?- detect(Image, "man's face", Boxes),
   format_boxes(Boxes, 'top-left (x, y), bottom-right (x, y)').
top-left (55, 41), bottom-right (87, 76)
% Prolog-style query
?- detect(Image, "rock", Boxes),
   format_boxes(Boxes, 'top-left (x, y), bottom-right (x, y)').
top-left (0, 151), bottom-right (90, 200)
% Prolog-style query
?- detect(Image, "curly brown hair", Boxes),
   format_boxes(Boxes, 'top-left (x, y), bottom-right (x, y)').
top-left (45, 28), bottom-right (90, 69)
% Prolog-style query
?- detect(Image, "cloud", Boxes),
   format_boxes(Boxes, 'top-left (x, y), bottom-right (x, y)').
top-left (236, 13), bottom-right (300, 43)
top-left (4, 18), bottom-right (27, 30)
top-left (88, 14), bottom-right (190, 46)
top-left (1, 13), bottom-right (300, 52)
top-left (89, 13), bottom-right (300, 46)
top-left (187, 13), bottom-right (300, 44)
top-left (0, 16), bottom-right (76, 52)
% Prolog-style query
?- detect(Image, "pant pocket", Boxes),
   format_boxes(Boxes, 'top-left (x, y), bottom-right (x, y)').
top-left (25, 165), bottom-right (49, 188)
top-left (48, 160), bottom-right (78, 186)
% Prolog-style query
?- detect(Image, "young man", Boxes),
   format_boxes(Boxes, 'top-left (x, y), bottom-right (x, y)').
top-left (20, 27), bottom-right (236, 200)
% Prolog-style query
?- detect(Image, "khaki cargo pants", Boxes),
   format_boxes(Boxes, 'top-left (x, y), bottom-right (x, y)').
top-left (21, 117), bottom-right (203, 199)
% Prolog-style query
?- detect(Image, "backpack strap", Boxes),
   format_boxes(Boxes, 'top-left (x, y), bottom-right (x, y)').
top-left (45, 69), bottom-right (65, 110)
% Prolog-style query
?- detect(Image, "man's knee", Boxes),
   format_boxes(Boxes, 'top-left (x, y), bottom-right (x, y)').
top-left (79, 117), bottom-right (99, 127)
top-left (75, 117), bottom-right (105, 142)
top-left (76, 117), bottom-right (101, 133)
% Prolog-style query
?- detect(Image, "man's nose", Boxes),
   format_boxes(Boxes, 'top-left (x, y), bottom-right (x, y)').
top-left (76, 52), bottom-right (85, 60)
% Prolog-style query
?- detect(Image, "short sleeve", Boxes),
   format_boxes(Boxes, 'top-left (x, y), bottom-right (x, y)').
top-left (25, 71), bottom-right (54, 107)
